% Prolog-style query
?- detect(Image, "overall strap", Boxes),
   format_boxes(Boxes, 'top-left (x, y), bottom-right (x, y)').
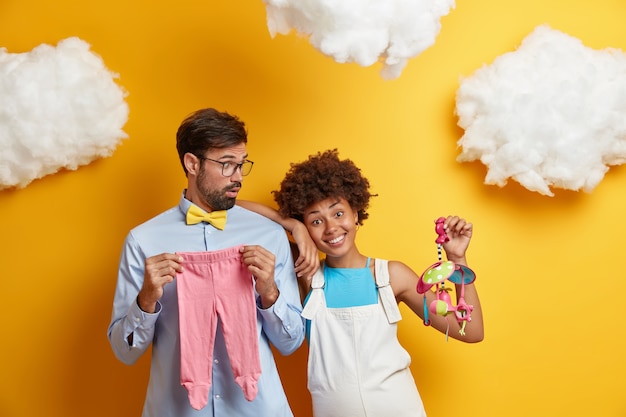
top-left (374, 259), bottom-right (402, 324)
top-left (301, 263), bottom-right (325, 320)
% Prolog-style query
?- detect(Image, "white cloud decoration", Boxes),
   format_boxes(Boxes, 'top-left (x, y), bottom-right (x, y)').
top-left (263, 0), bottom-right (455, 80)
top-left (455, 25), bottom-right (626, 196)
top-left (0, 37), bottom-right (129, 190)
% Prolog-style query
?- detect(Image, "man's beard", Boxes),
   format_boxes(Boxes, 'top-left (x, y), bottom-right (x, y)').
top-left (202, 185), bottom-right (239, 210)
top-left (196, 166), bottom-right (240, 211)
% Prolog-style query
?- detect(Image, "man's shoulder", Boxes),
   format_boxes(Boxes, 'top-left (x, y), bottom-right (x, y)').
top-left (129, 206), bottom-right (181, 235)
top-left (229, 206), bottom-right (288, 244)
top-left (231, 205), bottom-right (282, 228)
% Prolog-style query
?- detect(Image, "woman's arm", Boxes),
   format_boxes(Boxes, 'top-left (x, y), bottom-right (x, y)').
top-left (392, 215), bottom-right (484, 342)
top-left (237, 200), bottom-right (320, 282)
top-left (392, 260), bottom-right (484, 343)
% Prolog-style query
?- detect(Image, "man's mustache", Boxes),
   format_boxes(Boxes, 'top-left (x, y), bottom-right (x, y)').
top-left (225, 182), bottom-right (242, 191)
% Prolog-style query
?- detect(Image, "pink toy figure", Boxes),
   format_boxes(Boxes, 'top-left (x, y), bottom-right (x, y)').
top-left (434, 217), bottom-right (449, 244)
top-left (428, 281), bottom-right (474, 336)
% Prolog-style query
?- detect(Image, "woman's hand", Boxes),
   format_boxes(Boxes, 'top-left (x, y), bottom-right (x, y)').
top-left (441, 215), bottom-right (473, 263)
top-left (291, 222), bottom-right (320, 278)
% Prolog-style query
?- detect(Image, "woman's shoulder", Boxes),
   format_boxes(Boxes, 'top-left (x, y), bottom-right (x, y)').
top-left (377, 259), bottom-right (412, 272)
top-left (385, 260), bottom-right (420, 288)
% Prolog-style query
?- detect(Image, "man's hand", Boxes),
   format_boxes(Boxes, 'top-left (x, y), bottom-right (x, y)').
top-left (240, 245), bottom-right (279, 309)
top-left (137, 253), bottom-right (183, 313)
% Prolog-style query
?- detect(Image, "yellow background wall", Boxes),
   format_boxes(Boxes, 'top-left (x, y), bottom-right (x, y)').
top-left (1, 1), bottom-right (625, 416)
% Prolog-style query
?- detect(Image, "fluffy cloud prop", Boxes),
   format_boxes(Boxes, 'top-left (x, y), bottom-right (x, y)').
top-left (0, 37), bottom-right (129, 190)
top-left (263, 0), bottom-right (455, 80)
top-left (455, 25), bottom-right (626, 196)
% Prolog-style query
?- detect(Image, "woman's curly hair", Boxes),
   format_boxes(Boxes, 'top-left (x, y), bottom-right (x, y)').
top-left (272, 149), bottom-right (373, 225)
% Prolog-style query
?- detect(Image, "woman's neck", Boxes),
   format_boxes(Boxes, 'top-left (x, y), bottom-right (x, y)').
top-left (324, 250), bottom-right (368, 269)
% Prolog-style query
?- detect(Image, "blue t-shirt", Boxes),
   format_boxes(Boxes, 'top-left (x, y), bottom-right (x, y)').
top-left (324, 258), bottom-right (379, 307)
top-left (304, 258), bottom-right (379, 339)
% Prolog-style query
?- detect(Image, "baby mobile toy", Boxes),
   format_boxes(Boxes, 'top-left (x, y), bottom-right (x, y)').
top-left (416, 217), bottom-right (476, 340)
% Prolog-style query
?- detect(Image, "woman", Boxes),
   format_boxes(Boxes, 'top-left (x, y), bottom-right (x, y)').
top-left (239, 149), bottom-right (484, 417)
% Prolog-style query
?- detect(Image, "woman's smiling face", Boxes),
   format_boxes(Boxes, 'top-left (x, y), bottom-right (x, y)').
top-left (303, 196), bottom-right (359, 258)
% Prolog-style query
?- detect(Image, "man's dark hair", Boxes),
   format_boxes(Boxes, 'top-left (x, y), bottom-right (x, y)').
top-left (176, 108), bottom-right (248, 175)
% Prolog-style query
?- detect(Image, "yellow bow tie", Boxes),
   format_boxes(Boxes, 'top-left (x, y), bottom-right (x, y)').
top-left (186, 205), bottom-right (227, 230)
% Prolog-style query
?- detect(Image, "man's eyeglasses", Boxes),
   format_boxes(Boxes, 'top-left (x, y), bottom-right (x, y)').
top-left (198, 156), bottom-right (254, 177)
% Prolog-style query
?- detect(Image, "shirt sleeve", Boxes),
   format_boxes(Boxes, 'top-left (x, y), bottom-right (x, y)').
top-left (256, 237), bottom-right (305, 356)
top-left (107, 232), bottom-right (159, 365)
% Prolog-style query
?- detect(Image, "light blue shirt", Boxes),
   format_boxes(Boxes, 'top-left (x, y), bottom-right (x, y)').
top-left (107, 192), bottom-right (305, 417)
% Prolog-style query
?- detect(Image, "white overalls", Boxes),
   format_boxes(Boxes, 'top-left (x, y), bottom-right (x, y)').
top-left (301, 259), bottom-right (427, 417)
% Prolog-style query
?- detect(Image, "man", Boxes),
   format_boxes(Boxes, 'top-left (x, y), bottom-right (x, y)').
top-left (107, 108), bottom-right (306, 417)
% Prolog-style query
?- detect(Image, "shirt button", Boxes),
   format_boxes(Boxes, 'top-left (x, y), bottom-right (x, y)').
top-left (214, 359), bottom-right (219, 364)
top-left (215, 394), bottom-right (221, 400)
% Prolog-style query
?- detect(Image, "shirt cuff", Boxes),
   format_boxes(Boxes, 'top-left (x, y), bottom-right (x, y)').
top-left (129, 298), bottom-right (161, 329)
top-left (257, 293), bottom-right (299, 338)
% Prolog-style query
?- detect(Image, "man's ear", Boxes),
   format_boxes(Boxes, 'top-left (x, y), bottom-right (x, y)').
top-left (184, 153), bottom-right (200, 175)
